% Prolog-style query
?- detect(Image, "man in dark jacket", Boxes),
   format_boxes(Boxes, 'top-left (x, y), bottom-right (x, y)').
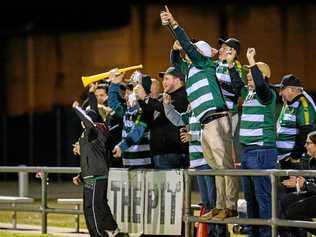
top-left (137, 66), bottom-right (189, 169)
top-left (72, 98), bottom-right (119, 237)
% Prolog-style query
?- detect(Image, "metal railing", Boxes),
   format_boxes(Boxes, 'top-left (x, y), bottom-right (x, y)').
top-left (184, 169), bottom-right (316, 237)
top-left (1, 166), bottom-right (316, 236)
top-left (0, 166), bottom-right (81, 234)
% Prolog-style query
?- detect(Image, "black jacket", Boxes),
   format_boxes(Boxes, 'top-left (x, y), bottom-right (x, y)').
top-left (301, 156), bottom-right (316, 193)
top-left (139, 87), bottom-right (189, 155)
top-left (74, 106), bottom-right (109, 178)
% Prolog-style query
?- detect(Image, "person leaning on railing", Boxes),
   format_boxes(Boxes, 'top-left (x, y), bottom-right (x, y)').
top-left (279, 131), bottom-right (316, 237)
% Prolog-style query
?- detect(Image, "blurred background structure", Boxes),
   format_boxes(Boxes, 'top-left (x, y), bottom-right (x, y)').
top-left (1, 2), bottom-right (316, 179)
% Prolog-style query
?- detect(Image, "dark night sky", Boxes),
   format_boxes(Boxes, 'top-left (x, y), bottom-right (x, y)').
top-left (0, 6), bottom-right (132, 36)
top-left (0, 1), bottom-right (313, 36)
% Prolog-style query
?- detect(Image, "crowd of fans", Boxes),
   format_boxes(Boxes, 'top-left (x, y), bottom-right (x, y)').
top-left (70, 7), bottom-right (316, 237)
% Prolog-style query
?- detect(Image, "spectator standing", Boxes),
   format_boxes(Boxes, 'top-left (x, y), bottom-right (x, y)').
top-left (229, 48), bottom-right (277, 237)
top-left (161, 7), bottom-right (239, 220)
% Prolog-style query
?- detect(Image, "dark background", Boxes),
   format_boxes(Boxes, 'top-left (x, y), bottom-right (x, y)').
top-left (0, 2), bottom-right (315, 180)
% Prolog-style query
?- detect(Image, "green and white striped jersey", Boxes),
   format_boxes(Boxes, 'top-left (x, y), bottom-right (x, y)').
top-left (183, 61), bottom-right (227, 121)
top-left (276, 95), bottom-right (316, 160)
top-left (239, 87), bottom-right (277, 147)
top-left (121, 108), bottom-right (151, 167)
top-left (181, 112), bottom-right (207, 168)
top-left (215, 61), bottom-right (244, 113)
top-left (172, 26), bottom-right (227, 122)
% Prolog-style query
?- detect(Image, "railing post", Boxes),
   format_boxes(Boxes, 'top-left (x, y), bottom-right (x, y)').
top-left (75, 204), bottom-right (80, 233)
top-left (184, 170), bottom-right (192, 237)
top-left (270, 172), bottom-right (278, 237)
top-left (41, 170), bottom-right (48, 234)
top-left (18, 165), bottom-right (29, 197)
top-left (11, 203), bottom-right (16, 229)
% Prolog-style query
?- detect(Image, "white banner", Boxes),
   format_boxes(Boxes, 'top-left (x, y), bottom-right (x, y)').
top-left (107, 169), bottom-right (144, 235)
top-left (107, 168), bottom-right (183, 236)
top-left (144, 170), bottom-right (183, 235)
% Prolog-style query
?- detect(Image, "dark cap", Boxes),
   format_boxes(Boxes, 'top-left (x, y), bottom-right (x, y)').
top-left (275, 74), bottom-right (302, 89)
top-left (158, 66), bottom-right (185, 81)
top-left (219, 37), bottom-right (241, 55)
top-left (140, 74), bottom-right (152, 94)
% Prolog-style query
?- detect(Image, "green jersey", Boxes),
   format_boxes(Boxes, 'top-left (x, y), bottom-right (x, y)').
top-left (239, 87), bottom-right (277, 147)
top-left (276, 94), bottom-right (316, 160)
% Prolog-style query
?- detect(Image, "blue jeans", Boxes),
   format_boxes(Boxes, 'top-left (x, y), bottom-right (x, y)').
top-left (153, 153), bottom-right (187, 169)
top-left (196, 164), bottom-right (217, 237)
top-left (241, 147), bottom-right (277, 237)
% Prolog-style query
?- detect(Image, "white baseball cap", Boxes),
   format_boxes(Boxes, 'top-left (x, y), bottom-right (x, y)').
top-left (194, 41), bottom-right (214, 58)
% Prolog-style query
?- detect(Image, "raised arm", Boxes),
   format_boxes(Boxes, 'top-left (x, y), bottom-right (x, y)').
top-left (73, 101), bottom-right (95, 130)
top-left (225, 48), bottom-right (245, 96)
top-left (170, 41), bottom-right (182, 65)
top-left (108, 69), bottom-right (126, 118)
top-left (163, 103), bottom-right (185, 126)
top-left (160, 6), bottom-right (205, 64)
top-left (246, 48), bottom-right (272, 104)
top-left (88, 83), bottom-right (98, 112)
top-left (228, 66), bottom-right (245, 97)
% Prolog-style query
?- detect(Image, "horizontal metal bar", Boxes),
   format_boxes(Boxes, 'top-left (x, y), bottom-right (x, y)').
top-left (187, 169), bottom-right (316, 177)
top-left (44, 208), bottom-right (83, 215)
top-left (186, 216), bottom-right (316, 229)
top-left (0, 166), bottom-right (80, 174)
top-left (276, 219), bottom-right (316, 229)
top-left (0, 206), bottom-right (83, 215)
top-left (0, 206), bottom-right (42, 213)
top-left (1, 166), bottom-right (316, 177)
top-left (187, 216), bottom-right (270, 226)
top-left (2, 165), bottom-right (316, 232)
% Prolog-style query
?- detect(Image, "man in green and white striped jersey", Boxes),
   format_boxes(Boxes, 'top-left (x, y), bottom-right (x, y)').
top-left (216, 38), bottom-right (244, 135)
top-left (230, 48), bottom-right (277, 237)
top-left (162, 96), bottom-right (217, 236)
top-left (275, 74), bottom-right (316, 169)
top-left (216, 38), bottom-right (245, 168)
top-left (161, 7), bottom-right (239, 220)
top-left (108, 70), bottom-right (153, 168)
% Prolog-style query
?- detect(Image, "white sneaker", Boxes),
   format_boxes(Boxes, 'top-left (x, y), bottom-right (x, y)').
top-left (106, 228), bottom-right (120, 237)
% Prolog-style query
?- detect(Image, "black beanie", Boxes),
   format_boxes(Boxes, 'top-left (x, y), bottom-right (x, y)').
top-left (141, 75), bottom-right (152, 94)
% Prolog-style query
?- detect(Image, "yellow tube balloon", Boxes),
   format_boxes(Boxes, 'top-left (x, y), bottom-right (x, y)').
top-left (81, 64), bottom-right (143, 87)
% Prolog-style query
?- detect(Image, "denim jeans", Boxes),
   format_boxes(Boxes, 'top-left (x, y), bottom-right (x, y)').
top-left (153, 153), bottom-right (187, 169)
top-left (241, 147), bottom-right (277, 237)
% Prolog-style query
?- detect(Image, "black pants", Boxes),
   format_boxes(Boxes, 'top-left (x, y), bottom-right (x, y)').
top-left (279, 191), bottom-right (316, 236)
top-left (83, 179), bottom-right (118, 237)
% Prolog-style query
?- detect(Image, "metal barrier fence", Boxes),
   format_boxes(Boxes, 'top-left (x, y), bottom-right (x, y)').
top-left (1, 166), bottom-right (316, 236)
top-left (184, 169), bottom-right (316, 237)
top-left (0, 166), bottom-right (81, 234)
